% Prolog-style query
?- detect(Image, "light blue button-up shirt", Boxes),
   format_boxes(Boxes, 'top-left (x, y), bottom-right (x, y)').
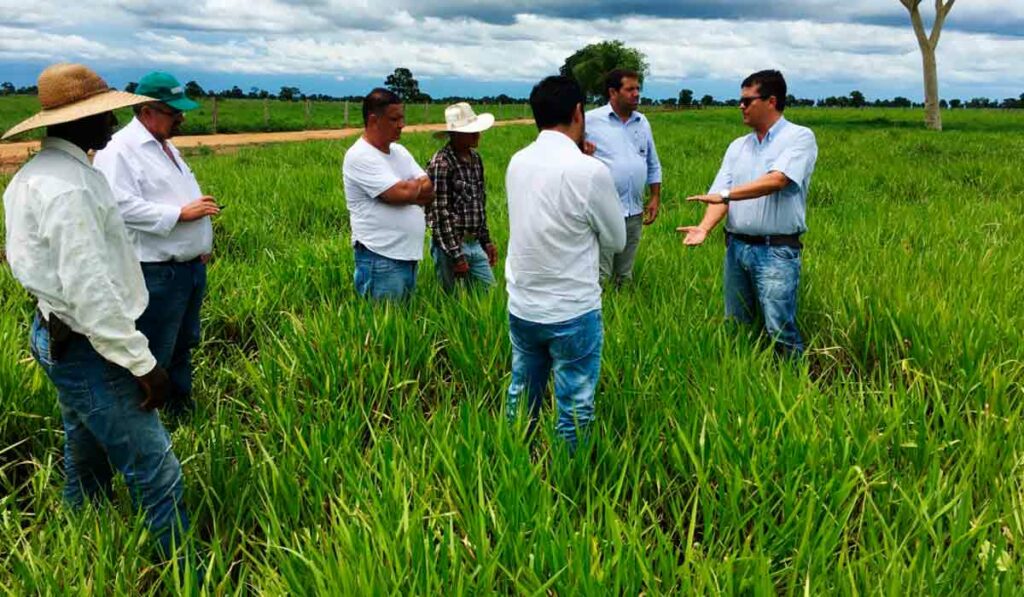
top-left (709, 117), bottom-right (818, 236)
top-left (585, 104), bottom-right (662, 218)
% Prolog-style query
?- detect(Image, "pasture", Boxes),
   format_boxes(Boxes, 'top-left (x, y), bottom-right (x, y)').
top-left (1, 106), bottom-right (1023, 594)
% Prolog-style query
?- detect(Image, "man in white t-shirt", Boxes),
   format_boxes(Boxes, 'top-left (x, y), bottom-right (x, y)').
top-left (505, 76), bottom-right (626, 450)
top-left (343, 88), bottom-right (434, 300)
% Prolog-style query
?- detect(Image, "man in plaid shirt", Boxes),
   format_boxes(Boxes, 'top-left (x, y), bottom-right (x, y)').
top-left (426, 102), bottom-right (498, 291)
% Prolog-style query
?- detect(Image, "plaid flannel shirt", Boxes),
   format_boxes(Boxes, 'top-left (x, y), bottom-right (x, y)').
top-left (425, 144), bottom-right (492, 261)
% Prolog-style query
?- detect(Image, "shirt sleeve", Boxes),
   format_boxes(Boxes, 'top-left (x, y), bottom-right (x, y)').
top-left (707, 140), bottom-right (740, 194)
top-left (645, 121), bottom-right (663, 186)
top-left (585, 164), bottom-right (627, 254)
top-left (40, 190), bottom-right (156, 376)
top-left (93, 148), bottom-right (180, 237)
top-left (345, 149), bottom-right (402, 200)
top-left (767, 129), bottom-right (818, 191)
top-left (426, 155), bottom-right (463, 260)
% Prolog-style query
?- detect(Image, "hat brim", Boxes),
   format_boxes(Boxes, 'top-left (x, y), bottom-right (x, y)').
top-left (432, 112), bottom-right (496, 138)
top-left (2, 89), bottom-right (155, 140)
top-left (163, 96), bottom-right (200, 112)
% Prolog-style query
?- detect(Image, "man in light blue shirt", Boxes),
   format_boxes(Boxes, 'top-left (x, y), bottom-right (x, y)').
top-left (679, 70), bottom-right (818, 356)
top-left (585, 69), bottom-right (662, 286)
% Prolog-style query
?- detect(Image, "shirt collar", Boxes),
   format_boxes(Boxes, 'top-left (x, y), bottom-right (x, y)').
top-left (123, 116), bottom-right (163, 147)
top-left (537, 129), bottom-right (580, 151)
top-left (762, 116), bottom-right (788, 143)
top-left (602, 102), bottom-right (639, 124)
top-left (40, 137), bottom-right (91, 166)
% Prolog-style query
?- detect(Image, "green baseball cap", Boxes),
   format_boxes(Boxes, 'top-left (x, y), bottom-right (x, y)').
top-left (135, 71), bottom-right (199, 112)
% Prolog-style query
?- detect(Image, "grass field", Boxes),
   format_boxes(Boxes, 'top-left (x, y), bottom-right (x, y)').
top-left (0, 95), bottom-right (534, 140)
top-left (2, 107), bottom-right (1023, 594)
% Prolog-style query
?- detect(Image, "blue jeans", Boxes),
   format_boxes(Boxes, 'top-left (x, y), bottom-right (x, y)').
top-left (506, 309), bottom-right (603, 450)
top-left (137, 260), bottom-right (206, 416)
top-left (354, 243), bottom-right (418, 301)
top-left (430, 238), bottom-right (496, 292)
top-left (724, 237), bottom-right (804, 356)
top-left (28, 314), bottom-right (188, 555)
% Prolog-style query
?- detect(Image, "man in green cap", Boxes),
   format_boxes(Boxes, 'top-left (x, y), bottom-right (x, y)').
top-left (94, 71), bottom-right (221, 418)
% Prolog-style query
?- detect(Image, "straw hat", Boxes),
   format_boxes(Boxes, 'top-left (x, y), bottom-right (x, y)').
top-left (2, 63), bottom-right (154, 140)
top-left (433, 102), bottom-right (495, 138)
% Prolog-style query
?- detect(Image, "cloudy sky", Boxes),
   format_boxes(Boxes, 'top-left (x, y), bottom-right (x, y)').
top-left (1, 0), bottom-right (1022, 101)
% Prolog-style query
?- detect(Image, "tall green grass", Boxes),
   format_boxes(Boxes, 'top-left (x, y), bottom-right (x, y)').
top-left (1, 108), bottom-right (1023, 594)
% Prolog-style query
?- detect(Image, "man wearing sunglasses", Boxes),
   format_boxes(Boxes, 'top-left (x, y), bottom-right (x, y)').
top-left (94, 71), bottom-right (220, 418)
top-left (677, 70), bottom-right (818, 357)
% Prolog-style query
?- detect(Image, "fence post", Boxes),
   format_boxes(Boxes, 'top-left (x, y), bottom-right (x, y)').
top-left (211, 96), bottom-right (218, 134)
top-left (424, 101), bottom-right (428, 123)
top-left (304, 99), bottom-right (311, 129)
top-left (263, 98), bottom-right (270, 131)
top-left (344, 100), bottom-right (349, 128)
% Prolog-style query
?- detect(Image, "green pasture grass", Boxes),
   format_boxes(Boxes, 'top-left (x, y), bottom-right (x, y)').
top-left (1, 108), bottom-right (1023, 594)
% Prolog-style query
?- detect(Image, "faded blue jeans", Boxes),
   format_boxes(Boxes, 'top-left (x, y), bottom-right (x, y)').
top-left (29, 313), bottom-right (188, 556)
top-left (430, 238), bottom-right (496, 292)
top-left (724, 237), bottom-right (805, 356)
top-left (354, 243), bottom-right (418, 301)
top-left (137, 260), bottom-right (206, 417)
top-left (506, 309), bottom-right (603, 450)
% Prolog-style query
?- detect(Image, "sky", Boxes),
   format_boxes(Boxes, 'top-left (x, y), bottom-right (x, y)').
top-left (1, 0), bottom-right (1022, 102)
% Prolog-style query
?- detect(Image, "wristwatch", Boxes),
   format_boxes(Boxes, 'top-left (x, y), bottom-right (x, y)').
top-left (719, 189), bottom-right (731, 204)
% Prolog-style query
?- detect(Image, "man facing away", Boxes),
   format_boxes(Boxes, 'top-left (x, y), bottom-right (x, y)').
top-left (2, 63), bottom-right (187, 555)
top-left (678, 70), bottom-right (818, 357)
top-left (94, 70), bottom-right (220, 418)
top-left (505, 75), bottom-right (626, 450)
top-left (585, 68), bottom-right (662, 287)
top-left (343, 88), bottom-right (435, 301)
top-left (425, 102), bottom-right (499, 292)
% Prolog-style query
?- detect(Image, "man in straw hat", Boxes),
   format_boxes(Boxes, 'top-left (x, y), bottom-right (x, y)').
top-left (2, 64), bottom-right (189, 555)
top-left (343, 87), bottom-right (434, 301)
top-left (94, 71), bottom-right (219, 419)
top-left (425, 102), bottom-right (498, 291)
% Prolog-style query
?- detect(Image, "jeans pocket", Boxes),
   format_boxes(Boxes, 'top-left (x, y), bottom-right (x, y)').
top-left (29, 319), bottom-right (54, 367)
top-left (769, 245), bottom-right (800, 261)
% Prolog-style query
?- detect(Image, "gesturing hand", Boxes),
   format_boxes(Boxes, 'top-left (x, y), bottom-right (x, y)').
top-left (180, 196), bottom-right (220, 222)
top-left (643, 198), bottom-right (660, 226)
top-left (676, 226), bottom-right (708, 246)
top-left (582, 140), bottom-right (597, 156)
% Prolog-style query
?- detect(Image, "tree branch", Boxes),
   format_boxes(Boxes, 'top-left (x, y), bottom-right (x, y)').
top-left (902, 0), bottom-right (931, 51)
top-left (929, 0), bottom-right (956, 48)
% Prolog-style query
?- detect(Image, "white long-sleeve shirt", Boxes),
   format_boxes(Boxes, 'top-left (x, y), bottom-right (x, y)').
top-left (3, 137), bottom-right (156, 376)
top-left (93, 117), bottom-right (211, 262)
top-left (505, 130), bottom-right (626, 324)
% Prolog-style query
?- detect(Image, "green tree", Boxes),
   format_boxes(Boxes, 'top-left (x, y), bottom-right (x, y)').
top-left (184, 80), bottom-right (205, 98)
top-left (385, 68), bottom-right (422, 103)
top-left (0, 82), bottom-right (14, 95)
top-left (125, 81), bottom-right (138, 93)
top-left (850, 90), bottom-right (866, 108)
top-left (279, 86), bottom-right (301, 101)
top-left (678, 89), bottom-right (694, 106)
top-left (700, 94), bottom-right (714, 107)
top-left (559, 40), bottom-right (649, 103)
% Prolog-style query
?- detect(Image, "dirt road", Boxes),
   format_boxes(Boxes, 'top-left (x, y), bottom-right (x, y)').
top-left (0, 119), bottom-right (533, 172)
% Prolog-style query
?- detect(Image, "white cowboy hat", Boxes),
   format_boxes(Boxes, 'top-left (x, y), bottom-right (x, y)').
top-left (433, 102), bottom-right (495, 138)
top-left (2, 63), bottom-right (154, 140)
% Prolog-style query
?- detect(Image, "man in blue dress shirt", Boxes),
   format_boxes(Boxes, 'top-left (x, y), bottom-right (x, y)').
top-left (679, 70), bottom-right (818, 357)
top-left (585, 69), bottom-right (662, 286)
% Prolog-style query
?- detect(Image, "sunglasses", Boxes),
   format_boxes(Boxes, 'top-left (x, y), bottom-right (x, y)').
top-left (739, 95), bottom-right (770, 108)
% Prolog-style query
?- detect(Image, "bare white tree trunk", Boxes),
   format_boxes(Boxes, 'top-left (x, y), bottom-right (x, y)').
top-left (900, 0), bottom-right (956, 130)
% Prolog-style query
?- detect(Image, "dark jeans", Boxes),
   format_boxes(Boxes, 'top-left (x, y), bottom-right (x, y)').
top-left (137, 260), bottom-right (207, 416)
top-left (29, 313), bottom-right (188, 555)
top-left (506, 309), bottom-right (604, 450)
top-left (354, 243), bottom-right (418, 301)
top-left (724, 237), bottom-right (804, 356)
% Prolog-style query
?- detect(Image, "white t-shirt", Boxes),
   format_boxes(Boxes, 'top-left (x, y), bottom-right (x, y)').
top-left (343, 137), bottom-right (427, 261)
